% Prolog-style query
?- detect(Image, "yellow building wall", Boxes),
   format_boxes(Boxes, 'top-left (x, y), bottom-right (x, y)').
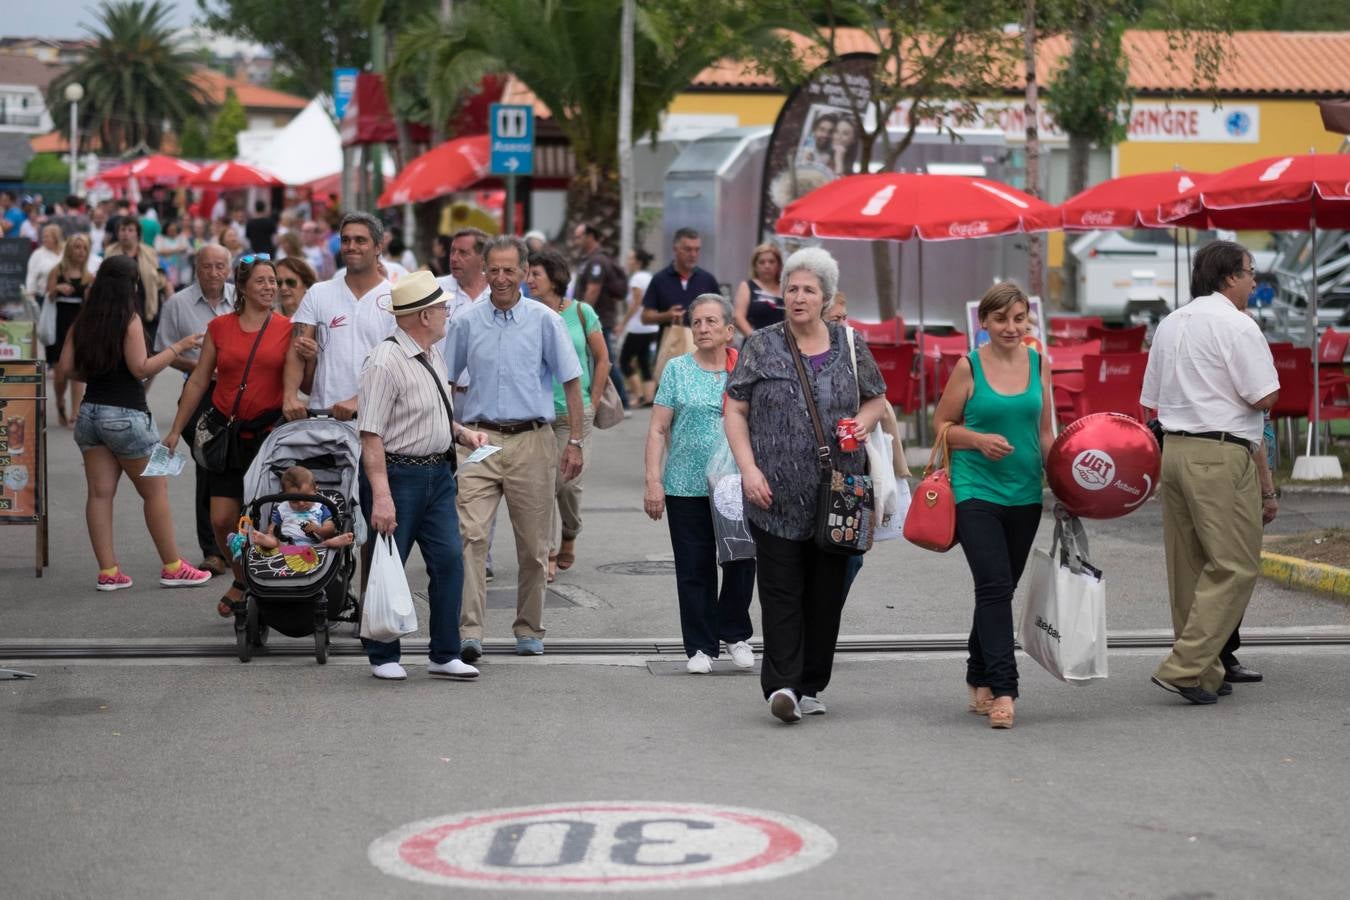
top-left (668, 93), bottom-right (784, 126)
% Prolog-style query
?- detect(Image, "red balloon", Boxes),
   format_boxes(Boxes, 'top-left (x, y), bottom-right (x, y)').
top-left (1046, 413), bottom-right (1160, 519)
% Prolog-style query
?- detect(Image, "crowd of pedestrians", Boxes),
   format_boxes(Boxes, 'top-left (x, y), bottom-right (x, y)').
top-left (27, 188), bottom-right (1284, 728)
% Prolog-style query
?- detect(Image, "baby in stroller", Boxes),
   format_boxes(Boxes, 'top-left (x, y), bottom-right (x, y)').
top-left (251, 465), bottom-right (355, 551)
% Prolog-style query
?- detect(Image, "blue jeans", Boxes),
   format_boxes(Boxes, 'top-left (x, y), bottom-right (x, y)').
top-left (359, 461), bottom-right (464, 665)
top-left (73, 403), bottom-right (158, 458)
top-left (665, 495), bottom-right (755, 657)
top-left (602, 325), bottom-right (629, 408)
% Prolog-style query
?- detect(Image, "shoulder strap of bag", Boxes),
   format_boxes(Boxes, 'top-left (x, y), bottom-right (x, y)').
top-left (571, 301), bottom-right (595, 374)
top-left (784, 326), bottom-right (833, 474)
top-left (384, 335), bottom-right (459, 468)
top-left (924, 422), bottom-right (954, 474)
top-left (845, 325), bottom-right (860, 408)
top-left (226, 313), bottom-right (272, 423)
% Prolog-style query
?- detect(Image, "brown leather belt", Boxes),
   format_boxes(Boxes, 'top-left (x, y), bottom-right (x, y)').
top-left (467, 420), bottom-right (545, 436)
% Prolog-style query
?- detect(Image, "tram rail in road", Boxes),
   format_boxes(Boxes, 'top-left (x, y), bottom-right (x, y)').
top-left (3, 628), bottom-right (1349, 660)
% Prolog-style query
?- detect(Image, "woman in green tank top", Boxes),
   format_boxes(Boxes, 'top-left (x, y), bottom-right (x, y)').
top-left (933, 283), bottom-right (1055, 730)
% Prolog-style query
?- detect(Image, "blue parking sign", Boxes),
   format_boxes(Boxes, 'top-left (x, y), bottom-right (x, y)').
top-left (490, 104), bottom-right (534, 176)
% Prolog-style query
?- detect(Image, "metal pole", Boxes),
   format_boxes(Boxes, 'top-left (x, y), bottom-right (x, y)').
top-left (617, 0), bottom-right (635, 262)
top-left (1310, 205), bottom-right (1321, 455)
top-left (1172, 228), bottom-right (1179, 308)
top-left (917, 240), bottom-right (928, 447)
top-left (68, 99), bottom-right (79, 197)
top-left (505, 174), bottom-right (516, 235)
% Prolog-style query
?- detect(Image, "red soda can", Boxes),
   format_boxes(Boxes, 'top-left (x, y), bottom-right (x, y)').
top-left (837, 418), bottom-right (859, 452)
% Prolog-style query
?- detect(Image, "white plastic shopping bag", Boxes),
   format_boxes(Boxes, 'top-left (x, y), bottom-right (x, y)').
top-left (1018, 513), bottom-right (1107, 683)
top-left (706, 438), bottom-right (756, 564)
top-left (873, 478), bottom-right (911, 542)
top-left (360, 534), bottom-right (418, 642)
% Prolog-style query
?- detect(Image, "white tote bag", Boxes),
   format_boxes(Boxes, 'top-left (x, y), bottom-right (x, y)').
top-left (360, 534), bottom-right (419, 642)
top-left (1018, 514), bottom-right (1108, 683)
top-left (37, 298), bottom-right (58, 347)
top-left (846, 327), bottom-right (899, 520)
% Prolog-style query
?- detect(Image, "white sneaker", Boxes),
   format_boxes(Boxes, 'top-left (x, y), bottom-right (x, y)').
top-left (685, 651), bottom-right (712, 674)
top-left (428, 658), bottom-right (479, 679)
top-left (370, 662), bottom-right (408, 680)
top-left (727, 640), bottom-right (754, 669)
top-left (799, 695), bottom-right (827, 716)
top-left (768, 687), bottom-right (801, 723)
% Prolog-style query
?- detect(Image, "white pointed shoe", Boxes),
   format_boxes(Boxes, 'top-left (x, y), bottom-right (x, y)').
top-left (685, 651), bottom-right (713, 674)
top-left (370, 662), bottom-right (408, 680)
top-left (428, 658), bottom-right (479, 679)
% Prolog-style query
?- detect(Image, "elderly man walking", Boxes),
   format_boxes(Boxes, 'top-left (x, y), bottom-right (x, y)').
top-left (359, 270), bottom-right (490, 681)
top-left (443, 235), bottom-right (585, 659)
top-left (155, 244), bottom-right (236, 575)
top-left (1141, 240), bottom-right (1280, 706)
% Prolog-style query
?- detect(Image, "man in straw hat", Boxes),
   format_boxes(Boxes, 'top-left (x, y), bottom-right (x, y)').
top-left (358, 269), bottom-right (489, 682)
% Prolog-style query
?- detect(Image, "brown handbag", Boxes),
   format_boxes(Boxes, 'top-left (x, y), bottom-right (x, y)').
top-left (903, 422), bottom-right (958, 552)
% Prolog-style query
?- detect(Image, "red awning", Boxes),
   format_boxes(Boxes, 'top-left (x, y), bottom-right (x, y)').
top-left (339, 73), bottom-right (431, 147)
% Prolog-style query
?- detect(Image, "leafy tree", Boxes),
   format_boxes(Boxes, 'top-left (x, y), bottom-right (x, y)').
top-left (206, 88), bottom-right (248, 159)
top-left (389, 0), bottom-right (785, 247)
top-left (24, 154), bottom-right (70, 185)
top-left (46, 0), bottom-right (208, 153)
top-left (179, 116), bottom-right (209, 158)
top-left (196, 0), bottom-right (372, 97)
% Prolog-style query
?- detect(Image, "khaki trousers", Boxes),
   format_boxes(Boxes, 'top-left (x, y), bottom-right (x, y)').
top-left (1155, 435), bottom-right (1262, 692)
top-left (457, 425), bottom-right (556, 640)
top-left (550, 407), bottom-right (594, 553)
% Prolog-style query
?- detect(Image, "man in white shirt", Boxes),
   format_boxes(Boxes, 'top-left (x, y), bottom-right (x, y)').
top-left (433, 227), bottom-right (491, 389)
top-left (1140, 240), bottom-right (1280, 706)
top-left (283, 212), bottom-right (395, 422)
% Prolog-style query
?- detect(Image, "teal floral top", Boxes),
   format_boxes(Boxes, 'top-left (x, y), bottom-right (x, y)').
top-left (654, 353), bottom-right (729, 497)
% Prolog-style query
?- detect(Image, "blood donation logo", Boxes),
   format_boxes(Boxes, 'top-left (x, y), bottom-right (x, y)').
top-left (368, 802), bottom-right (838, 892)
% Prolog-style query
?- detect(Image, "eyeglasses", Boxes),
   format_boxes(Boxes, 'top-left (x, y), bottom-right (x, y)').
top-left (1238, 268), bottom-right (1256, 277)
top-left (238, 253), bottom-right (272, 265)
top-left (278, 277), bottom-right (301, 288)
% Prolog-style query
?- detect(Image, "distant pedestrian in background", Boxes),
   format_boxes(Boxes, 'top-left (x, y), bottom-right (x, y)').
top-left (732, 243), bottom-right (785, 336)
top-left (619, 248), bottom-right (658, 407)
top-left (572, 223), bottom-right (630, 409)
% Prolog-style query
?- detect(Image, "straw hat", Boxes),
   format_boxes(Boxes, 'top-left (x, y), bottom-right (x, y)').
top-left (388, 270), bottom-right (447, 316)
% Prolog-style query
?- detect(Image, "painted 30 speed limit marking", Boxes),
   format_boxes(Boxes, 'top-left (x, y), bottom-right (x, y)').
top-left (368, 802), bottom-right (838, 892)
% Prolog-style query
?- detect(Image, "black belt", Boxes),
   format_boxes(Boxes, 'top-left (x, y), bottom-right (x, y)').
top-left (386, 451), bottom-right (451, 467)
top-left (467, 419), bottom-right (545, 435)
top-left (1165, 430), bottom-right (1255, 453)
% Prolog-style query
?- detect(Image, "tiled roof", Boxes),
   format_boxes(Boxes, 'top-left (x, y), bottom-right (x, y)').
top-left (0, 52), bottom-right (64, 91)
top-left (190, 68), bottom-right (308, 111)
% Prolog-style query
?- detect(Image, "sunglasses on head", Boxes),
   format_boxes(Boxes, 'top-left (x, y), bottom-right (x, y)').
top-left (238, 253), bottom-right (271, 265)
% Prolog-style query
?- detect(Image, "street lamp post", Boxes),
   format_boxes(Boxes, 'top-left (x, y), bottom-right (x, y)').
top-left (64, 83), bottom-right (84, 197)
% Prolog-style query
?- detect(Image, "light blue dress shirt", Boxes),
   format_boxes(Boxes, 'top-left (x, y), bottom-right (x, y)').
top-left (443, 295), bottom-right (583, 423)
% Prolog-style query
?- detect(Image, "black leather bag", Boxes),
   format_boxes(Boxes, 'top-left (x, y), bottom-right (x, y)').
top-left (193, 315), bottom-right (272, 472)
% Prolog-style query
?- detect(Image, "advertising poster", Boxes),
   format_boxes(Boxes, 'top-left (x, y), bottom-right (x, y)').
top-left (0, 361), bottom-right (43, 521)
top-left (758, 53), bottom-right (877, 241)
top-left (0, 319), bottom-right (36, 360)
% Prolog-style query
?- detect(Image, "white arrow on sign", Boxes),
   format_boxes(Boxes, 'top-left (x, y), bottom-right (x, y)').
top-left (504, 157), bottom-right (520, 172)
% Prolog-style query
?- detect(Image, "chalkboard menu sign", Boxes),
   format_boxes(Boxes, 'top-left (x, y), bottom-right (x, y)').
top-left (0, 237), bottom-right (32, 319)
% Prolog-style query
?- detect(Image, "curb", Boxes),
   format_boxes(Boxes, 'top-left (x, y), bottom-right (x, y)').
top-left (1259, 551), bottom-right (1350, 601)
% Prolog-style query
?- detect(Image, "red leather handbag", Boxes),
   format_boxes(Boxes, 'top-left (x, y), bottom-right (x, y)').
top-left (903, 423), bottom-right (958, 552)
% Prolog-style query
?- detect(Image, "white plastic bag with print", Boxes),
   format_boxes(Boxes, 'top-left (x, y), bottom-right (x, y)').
top-left (706, 438), bottom-right (756, 564)
top-left (360, 534), bottom-right (418, 642)
top-left (1018, 512), bottom-right (1107, 683)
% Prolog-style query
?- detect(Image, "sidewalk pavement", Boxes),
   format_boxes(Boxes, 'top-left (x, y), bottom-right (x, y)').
top-left (1, 375), bottom-right (1347, 644)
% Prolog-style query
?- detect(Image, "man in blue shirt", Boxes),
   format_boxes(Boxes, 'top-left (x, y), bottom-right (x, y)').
top-left (640, 227), bottom-right (721, 337)
top-left (444, 235), bottom-right (584, 659)
top-left (0, 191), bottom-right (24, 237)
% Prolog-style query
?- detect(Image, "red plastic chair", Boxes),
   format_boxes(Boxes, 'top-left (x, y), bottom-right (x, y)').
top-left (1270, 345), bottom-right (1313, 465)
top-left (1047, 339), bottom-right (1102, 373)
top-left (1077, 353), bottom-right (1150, 421)
top-left (868, 342), bottom-right (919, 412)
top-left (1317, 327), bottom-right (1349, 366)
top-left (1088, 324), bottom-right (1147, 354)
top-left (1052, 371), bottom-right (1088, 425)
top-left (916, 332), bottom-right (969, 402)
top-left (1047, 316), bottom-right (1103, 345)
top-left (849, 317), bottom-right (905, 346)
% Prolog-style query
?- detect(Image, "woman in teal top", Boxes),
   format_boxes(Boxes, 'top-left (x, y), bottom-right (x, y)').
top-left (526, 248), bottom-right (610, 582)
top-left (934, 282), bottom-right (1055, 730)
top-left (643, 293), bottom-right (756, 674)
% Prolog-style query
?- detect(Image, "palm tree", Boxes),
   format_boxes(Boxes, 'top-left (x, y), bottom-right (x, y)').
top-left (391, 0), bottom-right (783, 243)
top-left (48, 0), bottom-right (208, 153)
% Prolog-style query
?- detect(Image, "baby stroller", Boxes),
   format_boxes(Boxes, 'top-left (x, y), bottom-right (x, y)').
top-left (235, 414), bottom-right (365, 663)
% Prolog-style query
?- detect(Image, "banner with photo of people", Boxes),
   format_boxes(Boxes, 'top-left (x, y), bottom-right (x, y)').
top-left (758, 53), bottom-right (878, 242)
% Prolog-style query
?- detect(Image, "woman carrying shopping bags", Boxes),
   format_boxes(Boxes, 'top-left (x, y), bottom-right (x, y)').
top-left (932, 282), bottom-right (1055, 730)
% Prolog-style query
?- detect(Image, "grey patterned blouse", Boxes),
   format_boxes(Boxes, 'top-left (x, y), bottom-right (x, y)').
top-left (726, 322), bottom-right (887, 540)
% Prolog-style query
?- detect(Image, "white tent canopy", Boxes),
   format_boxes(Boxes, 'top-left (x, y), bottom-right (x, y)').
top-left (236, 98), bottom-right (342, 186)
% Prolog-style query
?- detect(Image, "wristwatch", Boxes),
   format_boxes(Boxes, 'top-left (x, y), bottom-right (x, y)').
top-left (567, 437), bottom-right (584, 448)
top-left (1262, 489), bottom-right (1279, 500)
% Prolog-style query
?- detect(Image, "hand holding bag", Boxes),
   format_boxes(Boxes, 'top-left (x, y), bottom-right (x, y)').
top-left (785, 326), bottom-right (873, 557)
top-left (571, 304), bottom-right (624, 430)
top-left (193, 314), bottom-right (272, 473)
top-left (845, 327), bottom-right (898, 521)
top-left (903, 422), bottom-right (958, 552)
top-left (1018, 509), bottom-right (1107, 683)
top-left (359, 534), bottom-right (419, 642)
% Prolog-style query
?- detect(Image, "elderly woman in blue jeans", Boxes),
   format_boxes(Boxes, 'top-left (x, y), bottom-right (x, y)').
top-left (644, 293), bottom-right (756, 674)
top-left (725, 247), bottom-right (888, 723)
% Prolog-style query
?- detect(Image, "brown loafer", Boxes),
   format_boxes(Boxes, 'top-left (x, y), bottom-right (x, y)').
top-left (198, 555), bottom-right (228, 576)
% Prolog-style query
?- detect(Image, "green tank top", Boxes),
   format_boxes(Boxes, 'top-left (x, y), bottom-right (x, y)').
top-left (950, 347), bottom-right (1044, 506)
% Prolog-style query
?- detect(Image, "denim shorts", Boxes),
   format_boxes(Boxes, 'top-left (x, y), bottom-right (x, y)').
top-left (73, 403), bottom-right (160, 459)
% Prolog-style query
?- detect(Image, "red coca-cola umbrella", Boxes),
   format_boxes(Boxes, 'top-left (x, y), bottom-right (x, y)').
top-left (187, 161), bottom-right (284, 189)
top-left (377, 135), bottom-right (490, 208)
top-left (86, 154), bottom-right (201, 188)
top-left (1061, 170), bottom-right (1211, 229)
top-left (778, 172), bottom-right (1059, 241)
top-left (1160, 153), bottom-right (1350, 459)
top-left (777, 173), bottom-right (1060, 442)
